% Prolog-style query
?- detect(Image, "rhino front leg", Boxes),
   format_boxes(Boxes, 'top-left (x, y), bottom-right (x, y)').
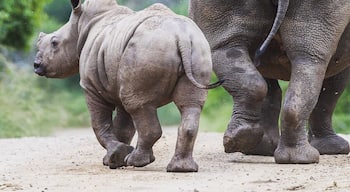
top-left (125, 106), bottom-right (161, 167)
top-left (85, 93), bottom-right (134, 169)
top-left (213, 47), bottom-right (267, 154)
top-left (112, 106), bottom-right (136, 145)
top-left (308, 67), bottom-right (350, 155)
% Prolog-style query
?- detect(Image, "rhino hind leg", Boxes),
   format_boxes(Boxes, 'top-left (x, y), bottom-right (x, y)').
top-left (166, 106), bottom-right (200, 172)
top-left (243, 78), bottom-right (281, 156)
top-left (308, 67), bottom-right (350, 155)
top-left (166, 77), bottom-right (207, 172)
top-left (274, 2), bottom-right (350, 163)
top-left (223, 122), bottom-right (264, 154)
top-left (125, 106), bottom-right (161, 167)
top-left (211, 47), bottom-right (267, 154)
top-left (274, 63), bottom-right (323, 164)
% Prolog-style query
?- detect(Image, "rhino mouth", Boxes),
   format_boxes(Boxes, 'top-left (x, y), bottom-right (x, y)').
top-left (34, 62), bottom-right (45, 76)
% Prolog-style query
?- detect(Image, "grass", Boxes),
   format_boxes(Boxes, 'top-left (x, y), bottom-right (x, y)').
top-left (200, 86), bottom-right (232, 132)
top-left (0, 55), bottom-right (90, 137)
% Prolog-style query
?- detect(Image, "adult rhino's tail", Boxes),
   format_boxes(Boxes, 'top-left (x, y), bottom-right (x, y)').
top-left (254, 0), bottom-right (289, 66)
top-left (177, 38), bottom-right (223, 89)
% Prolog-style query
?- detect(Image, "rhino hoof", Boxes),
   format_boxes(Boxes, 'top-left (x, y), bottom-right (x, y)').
top-left (223, 124), bottom-right (263, 153)
top-left (103, 144), bottom-right (134, 169)
top-left (310, 134), bottom-right (350, 155)
top-left (125, 149), bottom-right (155, 167)
top-left (166, 156), bottom-right (198, 172)
top-left (274, 142), bottom-right (319, 164)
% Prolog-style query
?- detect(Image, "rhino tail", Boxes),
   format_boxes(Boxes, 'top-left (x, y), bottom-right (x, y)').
top-left (254, 0), bottom-right (289, 66)
top-left (177, 38), bottom-right (224, 89)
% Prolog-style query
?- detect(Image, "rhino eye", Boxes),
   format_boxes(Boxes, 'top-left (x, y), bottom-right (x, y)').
top-left (50, 36), bottom-right (59, 48)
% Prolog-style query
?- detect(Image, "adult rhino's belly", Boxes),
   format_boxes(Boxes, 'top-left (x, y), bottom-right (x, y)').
top-left (257, 53), bottom-right (350, 81)
top-left (257, 63), bottom-right (291, 81)
top-left (257, 39), bottom-right (292, 81)
top-left (324, 56), bottom-right (350, 78)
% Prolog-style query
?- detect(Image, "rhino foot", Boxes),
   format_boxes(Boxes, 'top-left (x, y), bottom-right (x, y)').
top-left (103, 143), bottom-right (134, 169)
top-left (310, 134), bottom-right (350, 155)
top-left (166, 156), bottom-right (198, 172)
top-left (125, 148), bottom-right (155, 167)
top-left (223, 123), bottom-right (264, 153)
top-left (274, 141), bottom-right (319, 164)
top-left (243, 132), bottom-right (278, 156)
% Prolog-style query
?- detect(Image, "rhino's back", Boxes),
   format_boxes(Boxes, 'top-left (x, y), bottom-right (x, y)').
top-left (103, 4), bottom-right (177, 61)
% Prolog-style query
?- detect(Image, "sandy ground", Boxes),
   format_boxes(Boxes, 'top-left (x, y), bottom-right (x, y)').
top-left (1, 127), bottom-right (350, 192)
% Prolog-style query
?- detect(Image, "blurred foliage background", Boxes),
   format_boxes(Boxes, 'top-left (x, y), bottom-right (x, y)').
top-left (0, 0), bottom-right (349, 138)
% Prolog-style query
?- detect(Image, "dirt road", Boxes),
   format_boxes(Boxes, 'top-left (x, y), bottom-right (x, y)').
top-left (1, 128), bottom-right (350, 192)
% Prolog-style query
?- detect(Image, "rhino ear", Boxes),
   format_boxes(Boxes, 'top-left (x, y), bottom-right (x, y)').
top-left (38, 32), bottom-right (47, 40)
top-left (71, 0), bottom-right (82, 12)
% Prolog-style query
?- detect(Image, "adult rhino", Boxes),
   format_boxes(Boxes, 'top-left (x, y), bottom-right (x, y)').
top-left (190, 0), bottom-right (350, 163)
top-left (34, 0), bottom-right (221, 172)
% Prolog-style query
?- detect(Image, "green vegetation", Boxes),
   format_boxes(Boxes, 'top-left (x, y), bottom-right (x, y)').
top-left (334, 87), bottom-right (350, 134)
top-left (0, 0), bottom-right (350, 138)
top-left (200, 82), bottom-right (232, 132)
top-left (0, 0), bottom-right (46, 50)
top-left (118, 0), bottom-right (188, 15)
top-left (0, 54), bottom-right (90, 137)
top-left (0, 0), bottom-right (90, 138)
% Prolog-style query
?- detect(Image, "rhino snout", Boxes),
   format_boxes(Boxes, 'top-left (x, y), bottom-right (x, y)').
top-left (34, 61), bottom-right (45, 76)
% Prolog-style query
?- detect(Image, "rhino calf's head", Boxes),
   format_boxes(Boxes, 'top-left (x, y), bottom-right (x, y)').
top-left (34, 0), bottom-right (82, 78)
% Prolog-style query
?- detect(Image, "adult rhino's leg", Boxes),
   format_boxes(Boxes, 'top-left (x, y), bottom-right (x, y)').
top-left (125, 106), bottom-right (161, 167)
top-left (85, 92), bottom-right (134, 169)
top-left (167, 77), bottom-right (206, 172)
top-left (112, 106), bottom-right (136, 145)
top-left (274, 60), bottom-right (325, 163)
top-left (189, 0), bottom-right (277, 154)
top-left (274, 37), bottom-right (323, 163)
top-left (275, 0), bottom-right (350, 163)
top-left (274, 62), bottom-right (322, 163)
top-left (245, 78), bottom-right (281, 155)
top-left (213, 47), bottom-right (267, 154)
top-left (309, 67), bottom-right (350, 155)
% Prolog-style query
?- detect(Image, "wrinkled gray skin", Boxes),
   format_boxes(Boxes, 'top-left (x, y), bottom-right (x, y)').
top-left (34, 0), bottom-right (217, 172)
top-left (190, 0), bottom-right (350, 163)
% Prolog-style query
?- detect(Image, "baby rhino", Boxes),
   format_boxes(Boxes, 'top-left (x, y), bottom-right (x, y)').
top-left (34, 0), bottom-right (220, 172)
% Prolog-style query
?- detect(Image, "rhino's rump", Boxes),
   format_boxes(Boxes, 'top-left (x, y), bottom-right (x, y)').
top-left (80, 6), bottom-right (183, 107)
top-left (117, 16), bottom-right (185, 110)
